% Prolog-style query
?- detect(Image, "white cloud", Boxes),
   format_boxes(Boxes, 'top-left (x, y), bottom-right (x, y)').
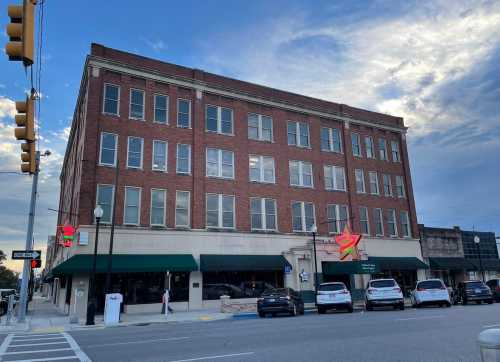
top-left (144, 39), bottom-right (167, 52)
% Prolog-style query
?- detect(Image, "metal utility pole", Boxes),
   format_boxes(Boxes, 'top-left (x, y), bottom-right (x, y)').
top-left (17, 151), bottom-right (40, 323)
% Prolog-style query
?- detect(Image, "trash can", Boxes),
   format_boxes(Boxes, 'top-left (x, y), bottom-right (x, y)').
top-left (478, 329), bottom-right (500, 362)
top-left (104, 293), bottom-right (123, 326)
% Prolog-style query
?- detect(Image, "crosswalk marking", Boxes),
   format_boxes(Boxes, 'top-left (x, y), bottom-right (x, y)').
top-left (0, 332), bottom-right (91, 362)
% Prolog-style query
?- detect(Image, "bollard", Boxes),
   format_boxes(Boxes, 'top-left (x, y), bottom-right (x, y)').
top-left (478, 329), bottom-right (500, 362)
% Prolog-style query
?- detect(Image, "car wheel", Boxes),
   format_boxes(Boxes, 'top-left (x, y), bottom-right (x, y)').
top-left (415, 302), bottom-right (421, 309)
top-left (487, 300), bottom-right (493, 305)
top-left (258, 312), bottom-right (265, 318)
top-left (347, 305), bottom-right (354, 313)
top-left (399, 303), bottom-right (405, 311)
top-left (271, 313), bottom-right (276, 317)
top-left (366, 302), bottom-right (373, 311)
top-left (463, 298), bottom-right (468, 305)
top-left (445, 302), bottom-right (452, 308)
top-left (300, 305), bottom-right (305, 315)
top-left (476, 301), bottom-right (482, 305)
top-left (317, 306), bottom-right (324, 314)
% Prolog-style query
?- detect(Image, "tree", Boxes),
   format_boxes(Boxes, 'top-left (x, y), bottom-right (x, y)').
top-left (0, 251), bottom-right (20, 289)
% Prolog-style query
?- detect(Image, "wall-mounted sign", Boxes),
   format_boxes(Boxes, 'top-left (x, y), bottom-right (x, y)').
top-left (335, 226), bottom-right (362, 261)
top-left (78, 231), bottom-right (89, 246)
top-left (284, 264), bottom-right (292, 274)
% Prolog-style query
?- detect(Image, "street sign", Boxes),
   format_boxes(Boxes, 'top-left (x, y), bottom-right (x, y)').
top-left (11, 250), bottom-right (41, 260)
top-left (284, 264), bottom-right (292, 274)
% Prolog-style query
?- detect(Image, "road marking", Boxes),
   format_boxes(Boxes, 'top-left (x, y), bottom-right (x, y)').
top-left (396, 315), bottom-right (445, 321)
top-left (167, 352), bottom-right (255, 362)
top-left (63, 332), bottom-right (91, 362)
top-left (10, 341), bottom-right (69, 347)
top-left (11, 337), bottom-right (66, 342)
top-left (10, 356), bottom-right (80, 362)
top-left (483, 324), bottom-right (500, 328)
top-left (2, 347), bottom-right (73, 355)
top-left (13, 334), bottom-right (63, 338)
top-left (87, 336), bottom-right (190, 348)
top-left (0, 333), bottom-right (14, 356)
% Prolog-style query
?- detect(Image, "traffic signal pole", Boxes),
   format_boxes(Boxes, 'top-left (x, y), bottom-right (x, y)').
top-left (17, 150), bottom-right (39, 323)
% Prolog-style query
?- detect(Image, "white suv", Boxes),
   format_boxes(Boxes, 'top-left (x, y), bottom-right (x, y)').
top-left (365, 279), bottom-right (404, 311)
top-left (316, 282), bottom-right (353, 314)
top-left (411, 279), bottom-right (451, 308)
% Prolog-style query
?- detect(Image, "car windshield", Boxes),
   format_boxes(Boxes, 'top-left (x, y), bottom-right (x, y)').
top-left (262, 288), bottom-right (286, 296)
top-left (319, 283), bottom-right (345, 292)
top-left (465, 282), bottom-right (485, 289)
top-left (417, 280), bottom-right (443, 289)
top-left (370, 280), bottom-right (396, 288)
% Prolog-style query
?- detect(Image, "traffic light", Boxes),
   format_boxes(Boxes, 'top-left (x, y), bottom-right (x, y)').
top-left (14, 97), bottom-right (35, 141)
top-left (20, 141), bottom-right (36, 174)
top-left (31, 258), bottom-right (41, 269)
top-left (5, 0), bottom-right (36, 66)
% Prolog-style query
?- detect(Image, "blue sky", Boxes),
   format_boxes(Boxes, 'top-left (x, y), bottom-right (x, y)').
top-left (0, 0), bottom-right (499, 271)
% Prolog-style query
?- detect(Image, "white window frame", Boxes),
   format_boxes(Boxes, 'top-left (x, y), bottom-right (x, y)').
top-left (99, 132), bottom-right (118, 167)
top-left (351, 133), bottom-right (362, 157)
top-left (287, 121), bottom-right (310, 148)
top-left (152, 140), bottom-right (168, 172)
top-left (129, 88), bottom-right (145, 120)
top-left (96, 184), bottom-right (115, 224)
top-left (248, 113), bottom-right (273, 142)
top-left (400, 210), bottom-right (411, 238)
top-left (150, 188), bottom-right (166, 227)
top-left (175, 191), bottom-right (191, 228)
top-left (289, 160), bottom-right (313, 188)
top-left (177, 98), bottom-right (191, 128)
top-left (383, 174), bottom-right (393, 197)
top-left (369, 171), bottom-right (380, 195)
top-left (391, 140), bottom-right (401, 162)
top-left (359, 206), bottom-right (370, 235)
top-left (374, 208), bottom-right (384, 236)
top-left (365, 136), bottom-right (375, 159)
top-left (324, 165), bottom-right (346, 191)
top-left (249, 155), bottom-right (275, 184)
top-left (326, 204), bottom-right (349, 234)
top-left (153, 93), bottom-right (169, 124)
top-left (205, 193), bottom-right (235, 229)
top-left (124, 186), bottom-right (141, 226)
top-left (250, 197), bottom-right (277, 231)
top-left (387, 209), bottom-right (398, 237)
top-left (176, 144), bottom-right (192, 174)
top-left (206, 148), bottom-right (235, 179)
top-left (396, 175), bottom-right (406, 198)
top-left (379, 138), bottom-right (387, 161)
top-left (205, 104), bottom-right (234, 135)
top-left (126, 136), bottom-right (144, 169)
top-left (291, 201), bottom-right (316, 232)
top-left (102, 83), bottom-right (120, 116)
top-left (321, 127), bottom-right (342, 153)
top-left (355, 169), bottom-right (366, 194)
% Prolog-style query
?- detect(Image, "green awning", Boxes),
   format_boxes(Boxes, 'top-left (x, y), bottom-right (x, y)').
top-left (323, 261), bottom-right (380, 275)
top-left (469, 259), bottom-right (500, 271)
top-left (200, 254), bottom-right (291, 272)
top-left (51, 254), bottom-right (198, 275)
top-left (429, 257), bottom-right (475, 271)
top-left (368, 257), bottom-right (429, 270)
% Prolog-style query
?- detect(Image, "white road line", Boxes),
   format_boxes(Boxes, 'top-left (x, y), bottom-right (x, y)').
top-left (62, 332), bottom-right (91, 362)
top-left (10, 341), bottom-right (69, 347)
top-left (10, 356), bottom-right (80, 362)
top-left (167, 352), bottom-right (255, 362)
top-left (396, 315), bottom-right (445, 321)
top-left (483, 324), bottom-right (500, 328)
top-left (87, 336), bottom-right (189, 348)
top-left (11, 337), bottom-right (66, 342)
top-left (1, 347), bottom-right (73, 355)
top-left (0, 334), bottom-right (14, 356)
top-left (13, 334), bottom-right (63, 338)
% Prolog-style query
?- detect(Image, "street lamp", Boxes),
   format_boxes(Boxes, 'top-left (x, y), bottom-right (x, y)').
top-left (474, 235), bottom-right (484, 282)
top-left (311, 224), bottom-right (319, 296)
top-left (86, 204), bottom-right (103, 325)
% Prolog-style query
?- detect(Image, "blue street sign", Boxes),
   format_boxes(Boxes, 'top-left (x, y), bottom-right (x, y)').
top-left (284, 265), bottom-right (292, 274)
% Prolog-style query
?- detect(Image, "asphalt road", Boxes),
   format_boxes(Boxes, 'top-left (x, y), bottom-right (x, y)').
top-left (63, 303), bottom-right (500, 362)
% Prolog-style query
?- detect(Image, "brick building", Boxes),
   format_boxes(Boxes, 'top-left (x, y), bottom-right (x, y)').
top-left (46, 44), bottom-right (426, 318)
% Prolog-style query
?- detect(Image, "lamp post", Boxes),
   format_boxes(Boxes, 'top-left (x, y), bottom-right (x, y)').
top-left (474, 235), bottom-right (484, 282)
top-left (86, 205), bottom-right (103, 326)
top-left (311, 224), bottom-right (318, 296)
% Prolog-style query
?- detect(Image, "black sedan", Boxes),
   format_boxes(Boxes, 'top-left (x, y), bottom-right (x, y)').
top-left (257, 288), bottom-right (305, 317)
top-left (454, 281), bottom-right (493, 305)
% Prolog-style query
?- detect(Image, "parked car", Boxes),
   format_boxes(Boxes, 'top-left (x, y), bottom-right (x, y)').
top-left (486, 279), bottom-right (500, 302)
top-left (0, 289), bottom-right (18, 315)
top-left (410, 279), bottom-right (451, 308)
top-left (316, 282), bottom-right (353, 314)
top-left (202, 283), bottom-right (246, 300)
top-left (257, 288), bottom-right (304, 317)
top-left (365, 278), bottom-right (404, 311)
top-left (454, 281), bottom-right (493, 305)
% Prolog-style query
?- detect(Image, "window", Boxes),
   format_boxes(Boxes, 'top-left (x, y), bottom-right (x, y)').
top-left (326, 204), bottom-right (349, 234)
top-left (369, 171), bottom-right (379, 195)
top-left (355, 169), bottom-right (365, 193)
top-left (250, 198), bottom-right (277, 231)
top-left (395, 175), bottom-right (406, 198)
top-left (387, 209), bottom-right (397, 236)
top-left (378, 138), bottom-right (387, 160)
top-left (130, 89), bottom-right (145, 120)
top-left (249, 155), bottom-right (275, 183)
top-left (324, 165), bottom-right (346, 191)
top-left (150, 189), bottom-right (166, 226)
top-left (96, 184), bottom-right (114, 223)
top-left (206, 105), bottom-right (233, 135)
top-left (289, 161), bottom-right (313, 188)
top-left (176, 144), bottom-right (191, 174)
top-left (127, 136), bottom-right (143, 169)
top-left (248, 113), bottom-right (273, 141)
top-left (152, 140), bottom-right (167, 171)
top-left (359, 206), bottom-right (370, 235)
top-left (351, 133), bottom-right (361, 157)
top-left (365, 136), bottom-right (375, 158)
top-left (206, 148), bottom-right (234, 179)
top-left (391, 140), bottom-right (401, 162)
top-left (154, 94), bottom-right (169, 124)
top-left (103, 84), bottom-right (120, 115)
top-left (206, 194), bottom-right (235, 229)
top-left (383, 174), bottom-right (393, 196)
top-left (175, 191), bottom-right (190, 228)
top-left (400, 211), bottom-right (411, 238)
top-left (287, 121), bottom-right (310, 147)
top-left (321, 127), bottom-right (342, 153)
top-left (124, 186), bottom-right (141, 225)
top-left (291, 201), bottom-right (315, 232)
top-left (177, 99), bottom-right (191, 128)
top-left (374, 208), bottom-right (384, 236)
top-left (99, 132), bottom-right (117, 166)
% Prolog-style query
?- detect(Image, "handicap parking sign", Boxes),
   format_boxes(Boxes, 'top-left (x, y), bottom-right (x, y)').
top-left (284, 265), bottom-right (292, 274)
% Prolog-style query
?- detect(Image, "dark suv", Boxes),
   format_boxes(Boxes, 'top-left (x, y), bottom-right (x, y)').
top-left (486, 279), bottom-right (500, 302)
top-left (454, 281), bottom-right (493, 305)
top-left (257, 288), bottom-right (304, 317)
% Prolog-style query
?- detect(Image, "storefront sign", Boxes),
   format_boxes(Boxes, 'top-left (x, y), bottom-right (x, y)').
top-left (358, 263), bottom-right (377, 274)
top-left (335, 226), bottom-right (362, 261)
